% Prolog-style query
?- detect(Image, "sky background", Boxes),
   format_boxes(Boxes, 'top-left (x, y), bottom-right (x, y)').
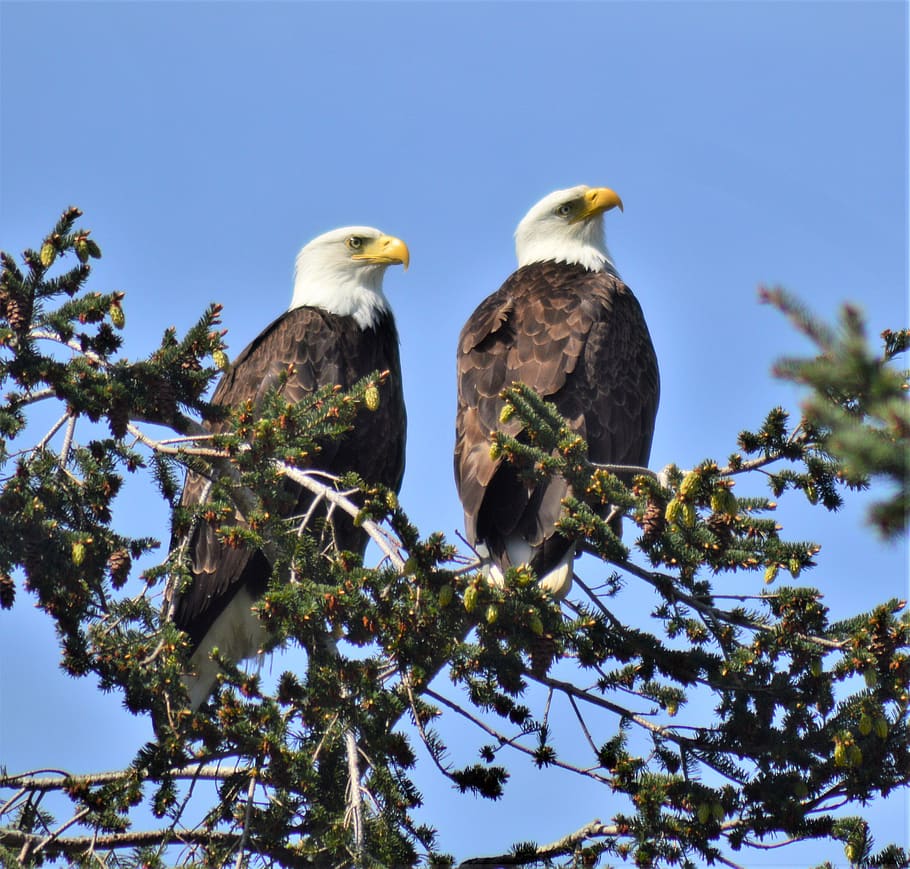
top-left (1, 1), bottom-right (908, 865)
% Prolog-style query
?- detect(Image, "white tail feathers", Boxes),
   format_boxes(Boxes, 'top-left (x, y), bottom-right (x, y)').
top-left (475, 539), bottom-right (575, 600)
top-left (182, 585), bottom-right (269, 710)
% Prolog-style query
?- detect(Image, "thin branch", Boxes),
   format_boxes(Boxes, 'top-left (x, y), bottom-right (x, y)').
top-left (58, 413), bottom-right (77, 468)
top-left (232, 765), bottom-right (258, 869)
top-left (458, 817), bottom-right (620, 866)
top-left (424, 688), bottom-right (612, 786)
top-left (589, 461), bottom-right (660, 481)
top-left (344, 730), bottom-right (364, 860)
top-left (127, 417), bottom-right (410, 576)
top-left (618, 558), bottom-right (847, 651)
top-left (0, 826), bottom-right (298, 859)
top-left (35, 410), bottom-right (71, 451)
top-left (278, 464), bottom-right (407, 572)
top-left (10, 387), bottom-right (56, 408)
top-left (405, 682), bottom-right (458, 784)
top-left (533, 671), bottom-right (672, 738)
top-left (567, 693), bottom-right (599, 759)
top-left (33, 807), bottom-right (91, 856)
top-left (0, 764), bottom-right (250, 793)
top-left (126, 422), bottom-right (228, 459)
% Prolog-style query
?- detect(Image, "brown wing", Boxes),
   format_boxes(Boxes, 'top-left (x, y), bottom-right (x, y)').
top-left (167, 307), bottom-right (406, 647)
top-left (454, 261), bottom-right (659, 576)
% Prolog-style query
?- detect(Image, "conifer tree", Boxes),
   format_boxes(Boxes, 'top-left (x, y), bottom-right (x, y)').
top-left (1, 211), bottom-right (907, 868)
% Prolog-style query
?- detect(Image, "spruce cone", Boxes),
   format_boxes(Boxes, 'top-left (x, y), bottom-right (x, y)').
top-left (706, 511), bottom-right (734, 548)
top-left (529, 633), bottom-right (558, 677)
top-left (21, 535), bottom-right (43, 576)
top-left (640, 498), bottom-right (666, 545)
top-left (108, 400), bottom-right (130, 439)
top-left (155, 377), bottom-right (177, 421)
top-left (108, 549), bottom-right (131, 588)
top-left (5, 293), bottom-right (32, 332)
top-left (0, 573), bottom-right (15, 609)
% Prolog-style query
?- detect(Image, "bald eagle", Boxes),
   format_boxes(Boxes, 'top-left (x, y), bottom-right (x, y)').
top-left (454, 186), bottom-right (659, 598)
top-left (165, 227), bottom-right (409, 710)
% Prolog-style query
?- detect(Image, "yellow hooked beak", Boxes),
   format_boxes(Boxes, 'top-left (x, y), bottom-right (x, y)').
top-left (352, 235), bottom-right (410, 270)
top-left (569, 187), bottom-right (624, 223)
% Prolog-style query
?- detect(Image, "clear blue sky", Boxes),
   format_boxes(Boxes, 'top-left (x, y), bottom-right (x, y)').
top-left (1, 1), bottom-right (907, 865)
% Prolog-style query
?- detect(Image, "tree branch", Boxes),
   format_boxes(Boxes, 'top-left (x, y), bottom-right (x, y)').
top-left (458, 818), bottom-right (620, 866)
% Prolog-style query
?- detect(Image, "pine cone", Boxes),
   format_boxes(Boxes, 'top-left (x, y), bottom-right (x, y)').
top-left (529, 633), bottom-right (558, 677)
top-left (108, 549), bottom-right (131, 588)
top-left (108, 400), bottom-right (130, 439)
top-left (21, 535), bottom-right (43, 576)
top-left (706, 512), bottom-right (734, 548)
top-left (155, 377), bottom-right (177, 420)
top-left (5, 293), bottom-right (32, 331)
top-left (0, 573), bottom-right (15, 609)
top-left (640, 498), bottom-right (666, 545)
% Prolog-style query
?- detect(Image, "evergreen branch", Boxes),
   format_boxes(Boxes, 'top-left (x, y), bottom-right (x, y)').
top-left (7, 387), bottom-right (56, 408)
top-left (5, 217), bottom-right (908, 867)
top-left (589, 460), bottom-right (662, 480)
top-left (117, 419), bottom-right (408, 572)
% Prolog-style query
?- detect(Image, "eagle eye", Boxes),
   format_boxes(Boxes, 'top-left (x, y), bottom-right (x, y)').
top-left (555, 203), bottom-right (574, 219)
top-left (346, 236), bottom-right (364, 250)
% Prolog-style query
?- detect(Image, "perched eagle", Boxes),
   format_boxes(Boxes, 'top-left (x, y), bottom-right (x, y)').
top-left (164, 227), bottom-right (409, 710)
top-left (454, 185), bottom-right (659, 598)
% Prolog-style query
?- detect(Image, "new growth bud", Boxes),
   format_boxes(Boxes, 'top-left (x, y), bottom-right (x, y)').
top-left (109, 303), bottom-right (126, 329)
top-left (40, 243), bottom-right (56, 268)
top-left (364, 385), bottom-right (380, 412)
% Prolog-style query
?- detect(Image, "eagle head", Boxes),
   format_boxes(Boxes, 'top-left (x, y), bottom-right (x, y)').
top-left (291, 226), bottom-right (410, 328)
top-left (514, 185), bottom-right (623, 273)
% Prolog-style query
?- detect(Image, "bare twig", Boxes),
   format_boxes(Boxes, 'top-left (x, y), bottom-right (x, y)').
top-left (617, 559), bottom-right (847, 651)
top-left (232, 765), bottom-right (258, 869)
top-left (35, 411), bottom-right (71, 452)
top-left (458, 817), bottom-right (620, 866)
top-left (126, 422), bottom-right (228, 459)
top-left (344, 730), bottom-right (364, 860)
top-left (58, 413), bottom-right (77, 468)
top-left (425, 688), bottom-right (612, 786)
top-left (33, 807), bottom-right (91, 856)
top-left (567, 693), bottom-right (599, 759)
top-left (0, 764), bottom-right (249, 793)
top-left (278, 464), bottom-right (407, 572)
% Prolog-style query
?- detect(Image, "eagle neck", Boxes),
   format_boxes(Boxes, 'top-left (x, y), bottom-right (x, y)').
top-left (291, 262), bottom-right (391, 330)
top-left (515, 212), bottom-right (619, 276)
top-left (523, 254), bottom-right (619, 279)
